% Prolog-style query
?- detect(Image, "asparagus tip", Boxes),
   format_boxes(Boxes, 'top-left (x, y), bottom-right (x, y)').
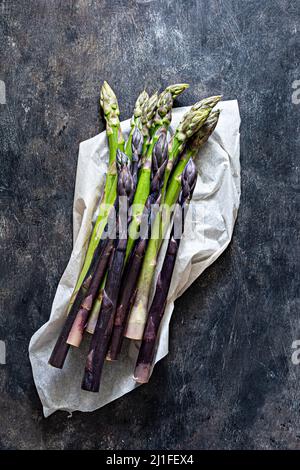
top-left (153, 128), bottom-right (168, 169)
top-left (116, 150), bottom-right (135, 200)
top-left (191, 95), bottom-right (222, 112)
top-left (133, 90), bottom-right (149, 121)
top-left (140, 89), bottom-right (149, 99)
top-left (100, 81), bottom-right (120, 125)
top-left (188, 108), bottom-right (220, 150)
top-left (116, 148), bottom-right (129, 169)
top-left (132, 127), bottom-right (143, 159)
top-left (180, 158), bottom-right (197, 204)
top-left (101, 80), bottom-right (114, 98)
top-left (165, 83), bottom-right (190, 99)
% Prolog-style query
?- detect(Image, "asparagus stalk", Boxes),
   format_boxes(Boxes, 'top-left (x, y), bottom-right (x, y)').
top-left (165, 110), bottom-right (220, 205)
top-left (48, 281), bottom-right (87, 368)
top-left (76, 82), bottom-right (125, 289)
top-left (107, 130), bottom-right (169, 361)
top-left (82, 151), bottom-right (134, 392)
top-left (86, 89), bottom-right (182, 342)
top-left (84, 128), bottom-right (143, 335)
top-left (48, 234), bottom-right (109, 368)
top-left (160, 96), bottom-right (222, 203)
top-left (85, 93), bottom-right (161, 337)
top-left (66, 229), bottom-right (115, 347)
top-left (85, 275), bottom-right (106, 334)
top-left (125, 108), bottom-right (220, 340)
top-left (48, 82), bottom-right (124, 368)
top-left (67, 239), bottom-right (113, 347)
top-left (134, 158), bottom-right (198, 383)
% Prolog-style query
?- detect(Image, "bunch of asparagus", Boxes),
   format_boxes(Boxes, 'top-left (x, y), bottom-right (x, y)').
top-left (49, 81), bottom-right (220, 392)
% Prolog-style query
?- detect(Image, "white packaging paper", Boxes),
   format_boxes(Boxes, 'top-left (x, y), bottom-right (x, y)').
top-left (29, 100), bottom-right (240, 417)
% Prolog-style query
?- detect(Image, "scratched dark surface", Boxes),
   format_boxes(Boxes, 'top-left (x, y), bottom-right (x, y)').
top-left (0, 0), bottom-right (299, 450)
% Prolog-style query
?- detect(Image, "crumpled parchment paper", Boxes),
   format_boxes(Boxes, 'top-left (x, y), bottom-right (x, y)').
top-left (29, 100), bottom-right (240, 417)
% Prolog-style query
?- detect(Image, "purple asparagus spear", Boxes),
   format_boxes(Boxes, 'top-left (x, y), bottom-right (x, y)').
top-left (134, 158), bottom-right (197, 384)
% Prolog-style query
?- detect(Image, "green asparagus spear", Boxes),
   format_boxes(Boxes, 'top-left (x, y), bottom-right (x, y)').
top-left (125, 86), bottom-right (191, 259)
top-left (125, 109), bottom-right (220, 340)
top-left (74, 82), bottom-right (124, 294)
top-left (160, 96), bottom-right (222, 203)
top-left (48, 82), bottom-right (124, 368)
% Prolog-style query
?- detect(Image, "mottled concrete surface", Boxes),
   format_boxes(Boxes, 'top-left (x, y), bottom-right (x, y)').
top-left (0, 0), bottom-right (299, 450)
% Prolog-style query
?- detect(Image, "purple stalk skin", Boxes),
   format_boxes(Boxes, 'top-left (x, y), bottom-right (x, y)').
top-left (49, 180), bottom-right (123, 366)
top-left (81, 151), bottom-right (134, 392)
top-left (134, 236), bottom-right (179, 383)
top-left (131, 127), bottom-right (143, 195)
top-left (106, 192), bottom-right (156, 361)
top-left (48, 285), bottom-right (85, 369)
top-left (67, 238), bottom-right (114, 347)
top-left (81, 238), bottom-right (126, 392)
top-left (106, 238), bottom-right (147, 361)
top-left (107, 130), bottom-right (169, 361)
top-left (48, 234), bottom-right (110, 369)
top-left (83, 134), bottom-right (144, 336)
top-left (134, 158), bottom-right (197, 384)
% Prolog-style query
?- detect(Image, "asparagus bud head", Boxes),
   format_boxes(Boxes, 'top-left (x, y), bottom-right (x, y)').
top-left (152, 91), bottom-right (173, 129)
top-left (174, 94), bottom-right (220, 149)
top-left (100, 81), bottom-right (120, 133)
top-left (132, 127), bottom-right (143, 163)
top-left (116, 150), bottom-right (134, 199)
top-left (151, 129), bottom-right (168, 195)
top-left (141, 92), bottom-right (159, 138)
top-left (188, 110), bottom-right (220, 151)
top-left (180, 158), bottom-right (197, 205)
top-left (165, 83), bottom-right (189, 99)
top-left (134, 90), bottom-right (149, 121)
top-left (191, 95), bottom-right (222, 112)
top-left (152, 129), bottom-right (168, 173)
top-left (175, 108), bottom-right (210, 146)
top-left (145, 92), bottom-right (159, 123)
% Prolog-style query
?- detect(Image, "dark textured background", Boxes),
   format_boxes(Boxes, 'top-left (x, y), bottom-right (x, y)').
top-left (0, 0), bottom-right (299, 450)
